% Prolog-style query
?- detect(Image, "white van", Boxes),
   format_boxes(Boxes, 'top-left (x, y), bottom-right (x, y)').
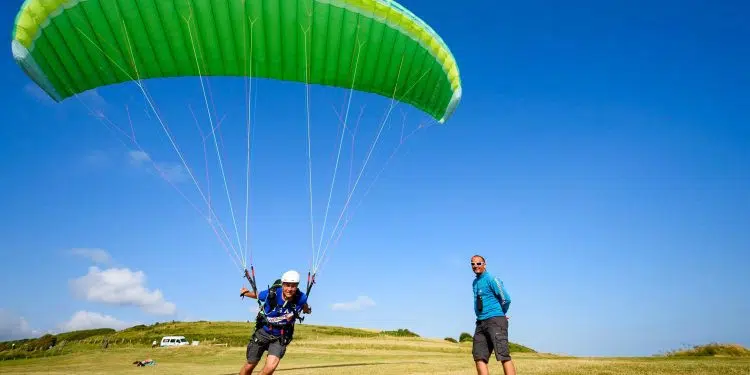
top-left (159, 336), bottom-right (190, 347)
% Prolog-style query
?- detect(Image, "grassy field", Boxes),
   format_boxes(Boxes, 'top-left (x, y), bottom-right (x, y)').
top-left (1, 321), bottom-right (748, 374)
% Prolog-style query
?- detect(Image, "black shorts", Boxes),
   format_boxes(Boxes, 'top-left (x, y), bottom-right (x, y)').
top-left (246, 328), bottom-right (287, 363)
top-left (472, 316), bottom-right (511, 362)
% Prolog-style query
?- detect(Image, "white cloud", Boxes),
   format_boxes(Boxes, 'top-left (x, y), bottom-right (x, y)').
top-left (70, 266), bottom-right (176, 315)
top-left (0, 309), bottom-right (41, 341)
top-left (71, 248), bottom-right (111, 265)
top-left (59, 311), bottom-right (132, 332)
top-left (128, 150), bottom-right (150, 164)
top-left (331, 296), bottom-right (376, 312)
top-left (127, 150), bottom-right (188, 183)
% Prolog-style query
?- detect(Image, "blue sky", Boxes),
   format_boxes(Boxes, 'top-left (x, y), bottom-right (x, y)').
top-left (0, 0), bottom-right (748, 357)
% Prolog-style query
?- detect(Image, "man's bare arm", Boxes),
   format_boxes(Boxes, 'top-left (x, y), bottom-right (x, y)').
top-left (240, 287), bottom-right (257, 299)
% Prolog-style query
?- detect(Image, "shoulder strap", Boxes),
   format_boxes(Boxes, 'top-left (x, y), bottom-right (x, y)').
top-left (268, 286), bottom-right (280, 309)
top-left (290, 290), bottom-right (305, 323)
top-left (267, 285), bottom-right (301, 310)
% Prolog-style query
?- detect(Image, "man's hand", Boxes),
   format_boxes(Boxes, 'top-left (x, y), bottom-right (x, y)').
top-left (240, 286), bottom-right (255, 298)
top-left (240, 287), bottom-right (257, 299)
top-left (302, 304), bottom-right (312, 314)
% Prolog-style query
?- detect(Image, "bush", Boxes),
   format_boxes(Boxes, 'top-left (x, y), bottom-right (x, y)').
top-left (459, 332), bottom-right (473, 342)
top-left (444, 337), bottom-right (458, 343)
top-left (509, 342), bottom-right (536, 353)
top-left (666, 343), bottom-right (750, 357)
top-left (380, 329), bottom-right (420, 337)
top-left (125, 324), bottom-right (150, 331)
top-left (57, 328), bottom-right (116, 342)
top-left (25, 334), bottom-right (57, 351)
top-left (0, 339), bottom-right (30, 352)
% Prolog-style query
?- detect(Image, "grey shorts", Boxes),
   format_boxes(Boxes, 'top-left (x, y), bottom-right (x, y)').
top-left (246, 328), bottom-right (287, 363)
top-left (472, 316), bottom-right (511, 362)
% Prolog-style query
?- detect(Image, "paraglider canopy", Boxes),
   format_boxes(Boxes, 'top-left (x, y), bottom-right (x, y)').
top-left (10, 0), bottom-right (462, 293)
top-left (11, 0), bottom-right (462, 123)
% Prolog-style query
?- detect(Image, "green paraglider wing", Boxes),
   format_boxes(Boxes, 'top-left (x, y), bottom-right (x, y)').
top-left (11, 0), bottom-right (462, 123)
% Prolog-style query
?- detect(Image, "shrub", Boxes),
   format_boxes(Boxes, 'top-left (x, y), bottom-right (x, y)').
top-left (57, 328), bottom-right (116, 342)
top-left (666, 343), bottom-right (750, 357)
top-left (380, 328), bottom-right (420, 337)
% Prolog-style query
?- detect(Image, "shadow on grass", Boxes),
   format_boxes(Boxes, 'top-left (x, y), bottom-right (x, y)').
top-left (220, 360), bottom-right (430, 374)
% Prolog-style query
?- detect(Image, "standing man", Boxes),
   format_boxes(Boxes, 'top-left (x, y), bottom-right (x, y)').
top-left (470, 255), bottom-right (516, 375)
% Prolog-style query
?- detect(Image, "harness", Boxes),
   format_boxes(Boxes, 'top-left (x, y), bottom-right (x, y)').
top-left (252, 280), bottom-right (304, 344)
top-left (242, 268), bottom-right (317, 345)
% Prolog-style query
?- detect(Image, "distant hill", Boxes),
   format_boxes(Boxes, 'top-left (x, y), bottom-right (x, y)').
top-left (0, 320), bottom-right (537, 360)
top-left (4, 322), bottom-right (749, 363)
top-left (664, 343), bottom-right (750, 357)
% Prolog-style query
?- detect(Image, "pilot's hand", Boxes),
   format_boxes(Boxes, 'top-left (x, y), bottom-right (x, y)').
top-left (240, 287), bottom-right (250, 297)
top-left (303, 304), bottom-right (312, 314)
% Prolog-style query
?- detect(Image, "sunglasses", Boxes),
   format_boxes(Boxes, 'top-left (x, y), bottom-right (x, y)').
top-left (471, 262), bottom-right (484, 266)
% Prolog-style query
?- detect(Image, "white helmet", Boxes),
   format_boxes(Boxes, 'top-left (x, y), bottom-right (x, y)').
top-left (281, 270), bottom-right (300, 284)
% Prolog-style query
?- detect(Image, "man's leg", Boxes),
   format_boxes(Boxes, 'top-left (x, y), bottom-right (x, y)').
top-left (240, 362), bottom-right (259, 375)
top-left (474, 359), bottom-right (489, 375)
top-left (488, 317), bottom-right (516, 375)
top-left (259, 355), bottom-right (281, 375)
top-left (259, 337), bottom-right (288, 375)
top-left (472, 321), bottom-right (491, 375)
top-left (241, 332), bottom-right (267, 375)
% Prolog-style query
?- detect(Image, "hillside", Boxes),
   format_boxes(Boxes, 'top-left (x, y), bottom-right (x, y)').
top-left (0, 320), bottom-right (535, 360)
top-left (664, 343), bottom-right (750, 357)
top-left (2, 323), bottom-right (750, 375)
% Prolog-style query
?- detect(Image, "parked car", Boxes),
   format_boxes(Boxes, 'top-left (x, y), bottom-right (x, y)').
top-left (159, 336), bottom-right (189, 347)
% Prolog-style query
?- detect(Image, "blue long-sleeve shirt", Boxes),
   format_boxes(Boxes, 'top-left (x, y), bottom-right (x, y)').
top-left (472, 271), bottom-right (511, 320)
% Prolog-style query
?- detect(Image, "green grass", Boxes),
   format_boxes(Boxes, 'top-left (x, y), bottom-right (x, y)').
top-left (1, 321), bottom-right (748, 374)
